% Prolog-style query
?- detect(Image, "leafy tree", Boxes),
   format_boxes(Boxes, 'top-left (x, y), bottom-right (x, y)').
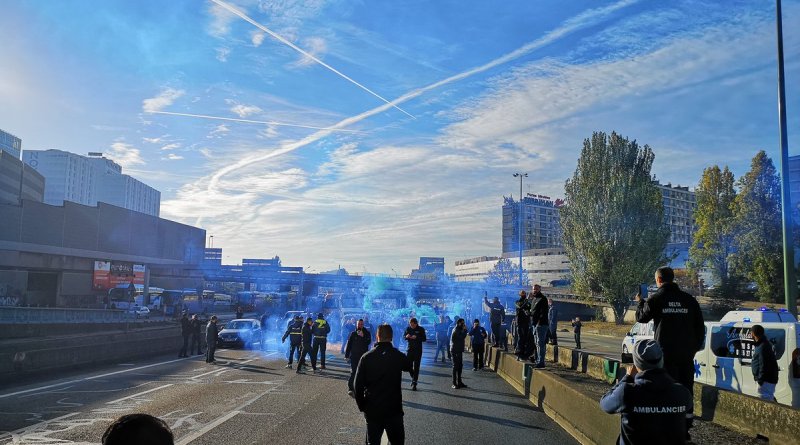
top-left (485, 258), bottom-right (529, 287)
top-left (731, 151), bottom-right (784, 303)
top-left (688, 166), bottom-right (742, 297)
top-left (560, 131), bottom-right (670, 324)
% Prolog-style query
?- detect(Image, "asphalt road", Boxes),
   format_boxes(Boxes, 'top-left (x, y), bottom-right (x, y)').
top-left (554, 330), bottom-right (623, 359)
top-left (0, 340), bottom-right (577, 445)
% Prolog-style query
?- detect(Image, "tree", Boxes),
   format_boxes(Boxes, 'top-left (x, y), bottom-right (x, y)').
top-left (560, 131), bottom-right (670, 324)
top-left (688, 166), bottom-right (742, 297)
top-left (485, 258), bottom-right (529, 287)
top-left (731, 151), bottom-right (784, 303)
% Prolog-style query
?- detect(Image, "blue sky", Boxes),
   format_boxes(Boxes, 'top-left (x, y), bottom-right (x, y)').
top-left (1, 0), bottom-right (798, 274)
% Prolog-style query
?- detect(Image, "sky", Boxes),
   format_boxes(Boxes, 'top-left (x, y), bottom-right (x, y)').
top-left (1, 0), bottom-right (799, 274)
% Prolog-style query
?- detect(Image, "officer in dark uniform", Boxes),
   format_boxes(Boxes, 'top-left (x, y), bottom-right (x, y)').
top-left (514, 291), bottom-right (531, 361)
top-left (403, 317), bottom-right (427, 391)
top-left (282, 315), bottom-right (304, 369)
top-left (483, 293), bottom-right (505, 347)
top-left (344, 318), bottom-right (371, 396)
top-left (311, 313), bottom-right (331, 370)
top-left (600, 339), bottom-right (692, 445)
top-left (354, 324), bottom-right (412, 445)
top-left (297, 317), bottom-right (315, 373)
top-left (636, 266), bottom-right (704, 435)
top-left (179, 312), bottom-right (191, 358)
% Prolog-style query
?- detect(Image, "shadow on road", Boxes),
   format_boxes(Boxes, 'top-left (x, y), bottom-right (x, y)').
top-left (402, 401), bottom-right (546, 430)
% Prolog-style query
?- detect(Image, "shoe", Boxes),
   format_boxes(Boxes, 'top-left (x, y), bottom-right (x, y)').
top-left (312, 368), bottom-right (318, 373)
top-left (451, 384), bottom-right (458, 389)
top-left (534, 364), bottom-right (545, 369)
top-left (348, 390), bottom-right (354, 398)
top-left (285, 364), bottom-right (292, 369)
top-left (320, 366), bottom-right (327, 370)
top-left (457, 383), bottom-right (468, 389)
top-left (411, 383), bottom-right (417, 391)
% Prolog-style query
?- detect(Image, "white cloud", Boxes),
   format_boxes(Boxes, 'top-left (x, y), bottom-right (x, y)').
top-left (208, 124), bottom-right (230, 138)
top-left (143, 136), bottom-right (166, 144)
top-left (199, 148), bottom-right (214, 158)
top-left (216, 46), bottom-right (231, 62)
top-left (230, 104), bottom-right (262, 117)
top-left (161, 143), bottom-right (181, 151)
top-left (290, 37), bottom-right (327, 68)
top-left (142, 88), bottom-right (185, 113)
top-left (105, 142), bottom-right (145, 168)
top-left (251, 31), bottom-right (265, 47)
top-left (165, 153), bottom-right (184, 160)
top-left (207, 2), bottom-right (238, 38)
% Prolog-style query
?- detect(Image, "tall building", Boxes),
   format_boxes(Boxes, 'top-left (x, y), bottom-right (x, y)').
top-left (411, 257), bottom-right (445, 278)
top-left (656, 182), bottom-right (696, 244)
top-left (22, 150), bottom-right (160, 216)
top-left (0, 129), bottom-right (22, 159)
top-left (502, 194), bottom-right (563, 254)
top-left (0, 150), bottom-right (45, 204)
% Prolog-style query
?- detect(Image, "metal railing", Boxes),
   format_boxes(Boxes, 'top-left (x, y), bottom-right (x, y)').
top-left (0, 307), bottom-right (133, 324)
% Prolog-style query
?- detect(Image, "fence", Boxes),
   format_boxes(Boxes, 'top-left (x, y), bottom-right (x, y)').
top-left (0, 307), bottom-right (130, 324)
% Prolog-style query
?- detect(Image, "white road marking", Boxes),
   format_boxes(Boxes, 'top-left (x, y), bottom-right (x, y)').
top-left (189, 368), bottom-right (228, 380)
top-left (175, 410), bottom-right (240, 445)
top-left (0, 412), bottom-right (81, 442)
top-left (105, 384), bottom-right (173, 405)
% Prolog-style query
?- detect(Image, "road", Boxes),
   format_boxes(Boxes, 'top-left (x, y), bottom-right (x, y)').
top-left (0, 340), bottom-right (577, 444)
top-left (555, 330), bottom-right (623, 359)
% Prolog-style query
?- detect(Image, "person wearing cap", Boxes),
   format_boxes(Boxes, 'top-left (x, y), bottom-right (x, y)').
top-left (282, 315), bottom-right (304, 369)
top-left (403, 317), bottom-right (427, 391)
top-left (205, 316), bottom-right (219, 364)
top-left (600, 339), bottom-right (692, 445)
top-left (312, 312), bottom-right (331, 370)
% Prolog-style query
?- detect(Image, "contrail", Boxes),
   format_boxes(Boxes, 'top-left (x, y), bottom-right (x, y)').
top-left (209, 0), bottom-right (416, 120)
top-left (148, 110), bottom-right (363, 133)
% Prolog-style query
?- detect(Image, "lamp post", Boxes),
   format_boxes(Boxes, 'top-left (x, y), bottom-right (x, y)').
top-left (776, 0), bottom-right (797, 317)
top-left (513, 173), bottom-right (528, 286)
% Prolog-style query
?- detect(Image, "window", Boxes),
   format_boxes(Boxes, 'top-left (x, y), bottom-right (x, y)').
top-left (709, 325), bottom-right (786, 363)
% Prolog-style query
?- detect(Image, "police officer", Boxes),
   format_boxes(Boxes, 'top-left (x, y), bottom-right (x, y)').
top-left (205, 315), bottom-right (219, 364)
top-left (344, 318), bottom-right (371, 396)
top-left (514, 290), bottom-right (531, 361)
top-left (530, 285), bottom-right (549, 368)
top-left (433, 315), bottom-right (450, 363)
top-left (353, 324), bottom-right (412, 445)
top-left (484, 293), bottom-right (505, 347)
top-left (312, 312), bottom-right (331, 370)
top-left (282, 315), bottom-right (303, 369)
top-left (600, 339), bottom-right (692, 445)
top-left (635, 266), bottom-right (704, 435)
top-left (403, 317), bottom-right (427, 391)
top-left (297, 317), bottom-right (315, 373)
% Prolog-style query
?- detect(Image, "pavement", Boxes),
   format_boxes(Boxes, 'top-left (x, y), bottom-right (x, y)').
top-left (0, 339), bottom-right (577, 444)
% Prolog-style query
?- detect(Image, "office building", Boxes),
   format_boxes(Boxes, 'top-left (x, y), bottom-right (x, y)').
top-left (502, 194), bottom-right (563, 254)
top-left (0, 129), bottom-right (22, 159)
top-left (454, 249), bottom-right (570, 286)
top-left (22, 149), bottom-right (160, 216)
top-left (657, 182), bottom-right (696, 244)
top-left (411, 257), bottom-right (445, 278)
top-left (0, 150), bottom-right (45, 204)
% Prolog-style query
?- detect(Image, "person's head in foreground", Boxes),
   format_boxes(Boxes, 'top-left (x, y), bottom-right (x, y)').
top-left (102, 413), bottom-right (174, 445)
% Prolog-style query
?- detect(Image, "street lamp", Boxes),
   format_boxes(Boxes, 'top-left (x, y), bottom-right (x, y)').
top-left (513, 173), bottom-right (528, 287)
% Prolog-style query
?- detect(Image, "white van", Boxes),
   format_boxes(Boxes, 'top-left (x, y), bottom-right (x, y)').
top-left (694, 308), bottom-right (800, 407)
top-left (621, 320), bottom-right (655, 356)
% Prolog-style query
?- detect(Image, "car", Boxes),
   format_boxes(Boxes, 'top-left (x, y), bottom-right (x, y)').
top-left (217, 319), bottom-right (262, 349)
top-left (620, 320), bottom-right (654, 360)
top-left (416, 315), bottom-right (438, 343)
top-left (127, 305), bottom-right (150, 319)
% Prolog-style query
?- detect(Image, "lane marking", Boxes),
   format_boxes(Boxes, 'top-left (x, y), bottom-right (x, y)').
top-left (175, 410), bottom-right (240, 445)
top-left (0, 412), bottom-right (81, 441)
top-left (0, 357), bottom-right (191, 400)
top-left (105, 384), bottom-right (173, 405)
top-left (190, 368), bottom-right (228, 380)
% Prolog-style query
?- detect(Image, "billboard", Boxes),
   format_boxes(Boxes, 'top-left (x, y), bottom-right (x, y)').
top-left (93, 260), bottom-right (145, 291)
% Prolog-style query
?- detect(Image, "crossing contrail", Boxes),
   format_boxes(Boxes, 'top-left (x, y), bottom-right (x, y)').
top-left (209, 0), bottom-right (416, 120)
top-left (147, 110), bottom-right (363, 133)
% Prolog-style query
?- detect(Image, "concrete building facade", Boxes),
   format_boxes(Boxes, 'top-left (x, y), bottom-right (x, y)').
top-left (22, 150), bottom-right (160, 216)
top-left (455, 249), bottom-right (570, 287)
top-left (502, 194), bottom-right (563, 254)
top-left (657, 182), bottom-right (696, 244)
top-left (0, 129), bottom-right (22, 159)
top-left (0, 151), bottom-right (44, 205)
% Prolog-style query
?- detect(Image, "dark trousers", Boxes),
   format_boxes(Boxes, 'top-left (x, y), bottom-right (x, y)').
top-left (472, 344), bottom-right (485, 369)
top-left (348, 354), bottom-right (362, 391)
top-left (365, 414), bottom-right (404, 445)
top-left (434, 341), bottom-right (448, 362)
top-left (452, 351), bottom-right (463, 385)
top-left (574, 332), bottom-right (581, 349)
top-left (664, 357), bottom-right (695, 429)
top-left (298, 345), bottom-right (314, 369)
top-left (516, 325), bottom-right (531, 358)
top-left (490, 323), bottom-right (501, 345)
top-left (190, 334), bottom-right (202, 355)
top-left (179, 334), bottom-right (189, 357)
top-left (205, 343), bottom-right (216, 362)
top-left (547, 327), bottom-right (558, 345)
top-left (408, 349), bottom-right (422, 383)
top-left (287, 344), bottom-right (301, 364)
top-left (312, 338), bottom-right (327, 368)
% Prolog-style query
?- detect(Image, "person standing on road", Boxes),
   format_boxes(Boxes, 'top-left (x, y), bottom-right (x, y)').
top-left (484, 293), bottom-right (505, 347)
top-left (514, 290), bottom-right (531, 362)
top-left (260, 312), bottom-right (269, 350)
top-left (178, 312), bottom-right (191, 358)
top-left (530, 285), bottom-right (549, 368)
top-left (354, 324), bottom-right (412, 445)
top-left (571, 317), bottom-right (582, 350)
top-left (189, 314), bottom-right (203, 356)
top-left (468, 319), bottom-right (487, 371)
top-left (282, 315), bottom-right (304, 369)
top-left (450, 318), bottom-right (468, 389)
top-left (312, 313), bottom-right (331, 370)
top-left (433, 315), bottom-right (450, 363)
top-left (547, 299), bottom-right (558, 345)
top-left (205, 316), bottom-right (219, 364)
top-left (235, 306), bottom-right (243, 319)
top-left (341, 317), bottom-right (356, 354)
top-left (635, 266), bottom-right (704, 436)
top-left (297, 317), bottom-right (315, 373)
top-left (751, 324), bottom-right (779, 401)
top-left (345, 319), bottom-right (372, 397)
top-left (403, 318), bottom-right (427, 391)
top-left (600, 339), bottom-right (692, 445)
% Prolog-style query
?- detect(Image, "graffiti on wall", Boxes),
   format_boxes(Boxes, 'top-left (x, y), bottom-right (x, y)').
top-left (0, 284), bottom-right (24, 306)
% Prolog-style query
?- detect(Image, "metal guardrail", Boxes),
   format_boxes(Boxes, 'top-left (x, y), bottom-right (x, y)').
top-left (0, 307), bottom-right (132, 324)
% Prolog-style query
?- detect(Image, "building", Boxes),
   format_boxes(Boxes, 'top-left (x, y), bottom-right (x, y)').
top-left (454, 256), bottom-right (499, 282)
top-left (0, 150), bottom-right (45, 205)
top-left (656, 182), bottom-right (696, 244)
top-left (0, 129), bottom-right (22, 159)
top-left (203, 248), bottom-right (223, 268)
top-left (22, 150), bottom-right (161, 216)
top-left (502, 194), bottom-right (563, 254)
top-left (454, 249), bottom-right (570, 286)
top-left (411, 257), bottom-right (445, 278)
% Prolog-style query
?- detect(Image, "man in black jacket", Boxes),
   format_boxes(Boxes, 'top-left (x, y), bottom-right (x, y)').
top-left (312, 313), bottom-right (331, 370)
top-left (600, 339), bottom-right (692, 445)
top-left (189, 314), bottom-right (203, 356)
top-left (281, 315), bottom-right (304, 369)
top-left (529, 285), bottom-right (549, 368)
top-left (178, 313), bottom-right (191, 358)
top-left (297, 317), bottom-right (315, 373)
top-left (483, 293), bottom-right (505, 347)
top-left (433, 316), bottom-right (450, 363)
top-left (354, 324), bottom-right (412, 445)
top-left (636, 266), bottom-right (704, 433)
top-left (450, 318), bottom-right (468, 389)
top-left (345, 318), bottom-right (371, 396)
top-left (205, 316), bottom-right (219, 364)
top-left (403, 317), bottom-right (427, 391)
top-left (514, 290), bottom-right (531, 361)
top-left (751, 324), bottom-right (779, 401)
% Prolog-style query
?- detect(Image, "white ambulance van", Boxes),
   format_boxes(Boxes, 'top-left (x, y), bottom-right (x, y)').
top-left (694, 308), bottom-right (800, 407)
top-left (621, 320), bottom-right (655, 356)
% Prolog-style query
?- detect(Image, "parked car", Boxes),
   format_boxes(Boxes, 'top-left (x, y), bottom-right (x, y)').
top-left (621, 320), bottom-right (654, 358)
top-left (217, 319), bottom-right (262, 349)
top-left (127, 305), bottom-right (150, 319)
